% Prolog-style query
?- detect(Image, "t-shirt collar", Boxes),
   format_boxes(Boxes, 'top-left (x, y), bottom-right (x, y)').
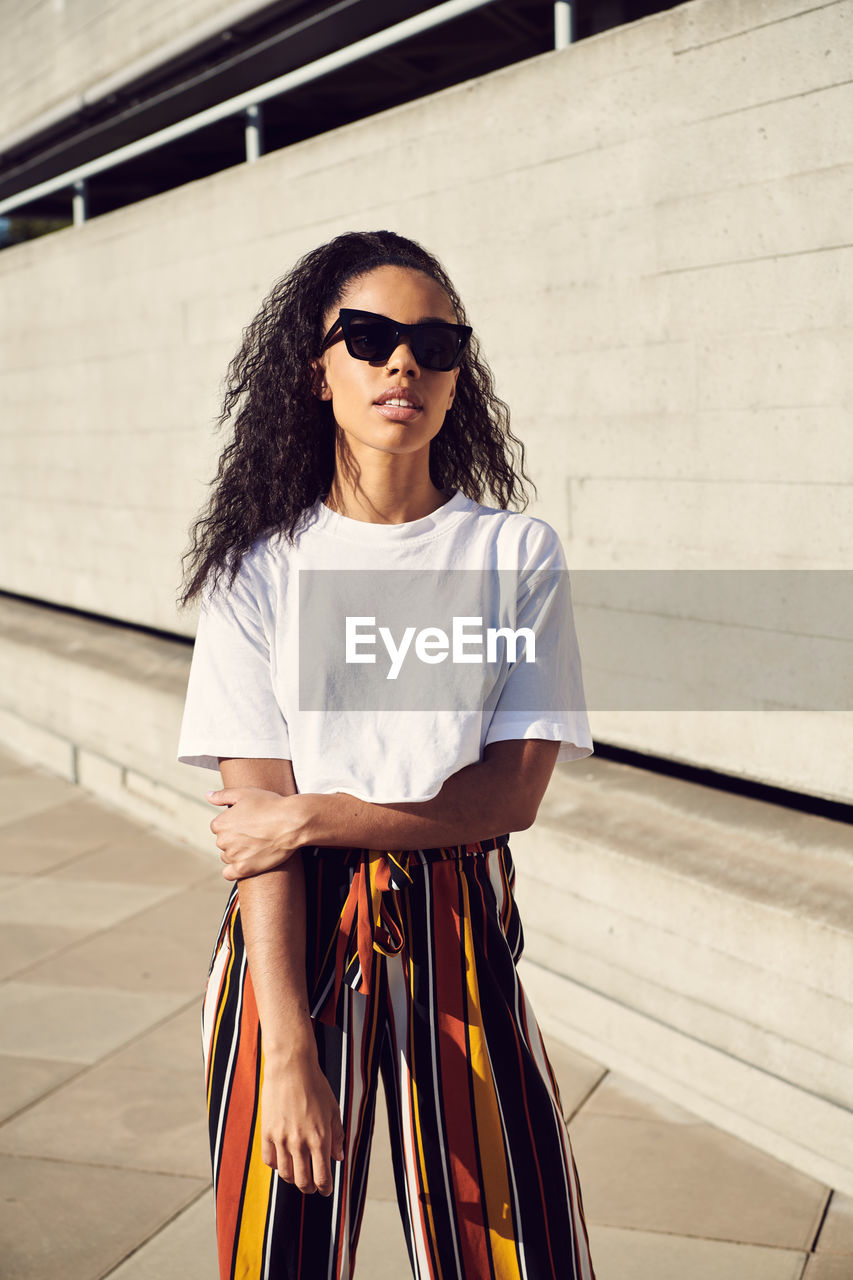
top-left (309, 489), bottom-right (473, 542)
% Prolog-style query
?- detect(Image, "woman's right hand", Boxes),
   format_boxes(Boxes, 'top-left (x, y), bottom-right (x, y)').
top-left (208, 787), bottom-right (307, 881)
top-left (261, 1042), bottom-right (346, 1196)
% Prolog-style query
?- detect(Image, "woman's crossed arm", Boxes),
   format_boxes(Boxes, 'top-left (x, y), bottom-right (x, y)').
top-left (209, 738), bottom-right (560, 881)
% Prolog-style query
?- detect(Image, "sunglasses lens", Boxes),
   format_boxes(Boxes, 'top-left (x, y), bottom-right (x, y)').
top-left (346, 317), bottom-right (396, 362)
top-left (412, 326), bottom-right (462, 371)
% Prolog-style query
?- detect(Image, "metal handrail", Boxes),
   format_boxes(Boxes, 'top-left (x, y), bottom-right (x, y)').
top-left (0, 0), bottom-right (573, 221)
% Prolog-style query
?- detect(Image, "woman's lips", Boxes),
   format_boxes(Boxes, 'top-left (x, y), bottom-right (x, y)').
top-left (373, 387), bottom-right (423, 422)
top-left (374, 402), bottom-right (422, 422)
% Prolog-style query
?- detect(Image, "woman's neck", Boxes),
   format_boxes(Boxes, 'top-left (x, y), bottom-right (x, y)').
top-left (323, 484), bottom-right (451, 525)
top-left (323, 461), bottom-right (451, 525)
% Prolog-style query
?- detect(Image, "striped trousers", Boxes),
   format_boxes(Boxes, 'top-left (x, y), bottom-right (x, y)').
top-left (202, 836), bottom-right (596, 1280)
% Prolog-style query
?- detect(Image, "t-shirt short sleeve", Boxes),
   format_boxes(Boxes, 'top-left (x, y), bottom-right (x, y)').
top-left (176, 557), bottom-right (291, 772)
top-left (483, 522), bottom-right (593, 763)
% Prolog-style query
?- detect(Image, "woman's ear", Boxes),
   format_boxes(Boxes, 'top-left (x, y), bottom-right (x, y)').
top-left (310, 359), bottom-right (332, 401)
top-left (446, 366), bottom-right (460, 409)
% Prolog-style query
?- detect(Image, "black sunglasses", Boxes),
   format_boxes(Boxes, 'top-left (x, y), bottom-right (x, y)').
top-left (319, 308), bottom-right (472, 372)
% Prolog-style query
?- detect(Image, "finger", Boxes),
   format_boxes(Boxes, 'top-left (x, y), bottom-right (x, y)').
top-left (291, 1147), bottom-right (316, 1195)
top-left (311, 1138), bottom-right (334, 1197)
top-left (261, 1136), bottom-right (278, 1171)
top-left (276, 1149), bottom-right (295, 1185)
top-left (205, 789), bottom-right (238, 806)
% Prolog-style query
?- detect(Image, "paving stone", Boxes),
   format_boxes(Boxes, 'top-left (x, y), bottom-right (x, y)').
top-left (16, 922), bottom-right (212, 994)
top-left (109, 1002), bottom-right (204, 1075)
top-left (802, 1257), bottom-right (853, 1279)
top-left (581, 1070), bottom-right (709, 1126)
top-left (0, 793), bottom-right (160, 863)
top-left (0, 828), bottom-right (87, 877)
top-left (0, 876), bottom-right (177, 931)
top-left (124, 878), bottom-right (233, 952)
top-left (0, 980), bottom-right (188, 1062)
top-left (0, 1055), bottom-right (80, 1123)
top-left (50, 832), bottom-right (215, 887)
top-left (107, 1190), bottom-right (217, 1279)
top-left (570, 1110), bottom-right (830, 1248)
top-left (364, 1081), bottom-right (399, 1203)
top-left (0, 772), bottom-right (79, 827)
top-left (587, 1223), bottom-right (807, 1280)
top-left (0, 1060), bottom-right (210, 1178)
top-left (0, 797), bottom-right (131, 875)
top-left (543, 1034), bottom-right (608, 1118)
top-left (0, 748), bottom-right (28, 777)
top-left (0, 1153), bottom-right (207, 1280)
top-left (357, 1196), bottom-right (414, 1279)
top-left (0, 921), bottom-right (85, 981)
top-left (815, 1191), bottom-right (853, 1254)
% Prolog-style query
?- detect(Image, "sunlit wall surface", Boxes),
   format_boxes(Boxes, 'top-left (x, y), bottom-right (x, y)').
top-left (0, 0), bottom-right (849, 799)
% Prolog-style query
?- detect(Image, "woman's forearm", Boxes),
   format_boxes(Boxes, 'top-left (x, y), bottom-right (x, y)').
top-left (216, 758), bottom-right (345, 1196)
top-left (237, 857), bottom-right (315, 1054)
top-left (309, 773), bottom-right (506, 850)
top-left (217, 759), bottom-right (315, 1054)
top-left (303, 739), bottom-right (560, 852)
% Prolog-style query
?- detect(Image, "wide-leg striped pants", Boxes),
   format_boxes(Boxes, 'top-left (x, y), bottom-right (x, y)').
top-left (202, 837), bottom-right (596, 1280)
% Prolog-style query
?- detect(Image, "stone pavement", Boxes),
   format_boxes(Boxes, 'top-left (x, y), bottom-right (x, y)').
top-left (0, 745), bottom-right (850, 1280)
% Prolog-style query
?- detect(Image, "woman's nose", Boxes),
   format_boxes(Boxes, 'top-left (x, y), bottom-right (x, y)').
top-left (384, 342), bottom-right (420, 376)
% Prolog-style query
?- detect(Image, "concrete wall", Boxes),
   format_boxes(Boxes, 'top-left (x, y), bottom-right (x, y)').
top-left (0, 0), bottom-right (273, 145)
top-left (0, 0), bottom-right (851, 798)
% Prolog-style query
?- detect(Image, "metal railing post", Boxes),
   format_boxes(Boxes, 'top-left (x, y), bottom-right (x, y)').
top-left (244, 103), bottom-right (264, 162)
top-left (554, 1), bottom-right (572, 48)
top-left (72, 178), bottom-right (88, 225)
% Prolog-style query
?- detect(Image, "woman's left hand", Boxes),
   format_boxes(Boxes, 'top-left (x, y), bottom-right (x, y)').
top-left (206, 787), bottom-right (316, 880)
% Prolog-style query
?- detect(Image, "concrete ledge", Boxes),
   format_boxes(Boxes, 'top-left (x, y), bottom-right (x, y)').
top-left (0, 594), bottom-right (213, 853)
top-left (519, 962), bottom-right (853, 1196)
top-left (0, 592), bottom-right (851, 1194)
top-left (512, 760), bottom-right (853, 1195)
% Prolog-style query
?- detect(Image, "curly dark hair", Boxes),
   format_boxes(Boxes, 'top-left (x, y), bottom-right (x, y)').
top-left (177, 229), bottom-right (535, 608)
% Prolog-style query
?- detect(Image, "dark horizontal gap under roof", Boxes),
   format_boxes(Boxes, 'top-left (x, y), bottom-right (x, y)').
top-left (0, 0), bottom-right (551, 214)
top-left (0, 0), bottom-right (683, 229)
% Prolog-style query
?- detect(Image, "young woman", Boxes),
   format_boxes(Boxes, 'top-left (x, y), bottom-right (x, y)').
top-left (177, 230), bottom-right (596, 1280)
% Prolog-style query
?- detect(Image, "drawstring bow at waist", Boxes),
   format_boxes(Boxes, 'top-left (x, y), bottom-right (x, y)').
top-left (309, 837), bottom-right (509, 1026)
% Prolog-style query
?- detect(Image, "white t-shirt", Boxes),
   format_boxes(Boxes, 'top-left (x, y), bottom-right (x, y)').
top-left (176, 490), bottom-right (593, 803)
